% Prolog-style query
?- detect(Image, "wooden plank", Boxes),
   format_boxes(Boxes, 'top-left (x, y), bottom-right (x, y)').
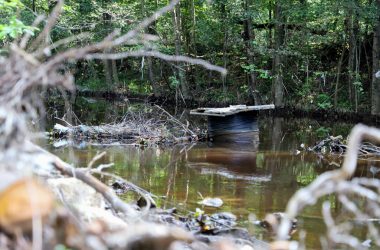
top-left (190, 104), bottom-right (275, 117)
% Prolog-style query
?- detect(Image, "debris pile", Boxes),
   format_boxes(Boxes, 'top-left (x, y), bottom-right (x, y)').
top-left (310, 135), bottom-right (380, 157)
top-left (51, 106), bottom-right (200, 147)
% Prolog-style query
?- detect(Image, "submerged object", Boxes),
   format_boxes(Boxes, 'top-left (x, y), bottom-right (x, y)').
top-left (190, 104), bottom-right (274, 143)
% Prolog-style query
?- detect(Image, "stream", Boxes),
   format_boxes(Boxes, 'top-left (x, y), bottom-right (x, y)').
top-left (46, 97), bottom-right (380, 249)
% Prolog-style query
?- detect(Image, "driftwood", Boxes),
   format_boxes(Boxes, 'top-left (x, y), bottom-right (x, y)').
top-left (190, 104), bottom-right (275, 117)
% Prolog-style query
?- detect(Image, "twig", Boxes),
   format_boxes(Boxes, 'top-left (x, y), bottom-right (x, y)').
top-left (154, 105), bottom-right (196, 137)
top-left (87, 151), bottom-right (107, 170)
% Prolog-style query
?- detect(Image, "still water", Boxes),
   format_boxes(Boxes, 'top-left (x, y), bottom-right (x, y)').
top-left (47, 98), bottom-right (380, 249)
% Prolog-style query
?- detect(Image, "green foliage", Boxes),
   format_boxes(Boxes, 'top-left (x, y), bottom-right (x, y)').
top-left (315, 126), bottom-right (331, 138)
top-left (0, 0), bottom-right (37, 40)
top-left (8, 0), bottom-right (378, 111)
top-left (194, 208), bottom-right (204, 218)
top-left (169, 76), bottom-right (180, 89)
top-left (316, 93), bottom-right (332, 110)
top-left (128, 80), bottom-right (151, 94)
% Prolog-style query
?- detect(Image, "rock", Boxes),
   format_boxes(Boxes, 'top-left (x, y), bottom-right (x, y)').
top-left (111, 180), bottom-right (130, 194)
top-left (362, 239), bottom-right (371, 247)
top-left (48, 177), bottom-right (104, 208)
top-left (270, 240), bottom-right (298, 250)
top-left (104, 222), bottom-right (194, 250)
top-left (211, 212), bottom-right (237, 221)
top-left (137, 196), bottom-right (157, 209)
top-left (0, 178), bottom-right (54, 233)
top-left (199, 197), bottom-right (223, 208)
top-left (210, 212), bottom-right (237, 228)
top-left (257, 212), bottom-right (297, 235)
top-left (48, 177), bottom-right (127, 230)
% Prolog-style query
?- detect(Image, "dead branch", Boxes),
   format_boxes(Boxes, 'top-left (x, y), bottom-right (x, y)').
top-left (85, 50), bottom-right (227, 75)
top-left (276, 124), bottom-right (380, 247)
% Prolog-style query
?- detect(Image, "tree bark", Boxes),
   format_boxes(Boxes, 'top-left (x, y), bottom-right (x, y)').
top-left (273, 1), bottom-right (285, 107)
top-left (372, 0), bottom-right (380, 115)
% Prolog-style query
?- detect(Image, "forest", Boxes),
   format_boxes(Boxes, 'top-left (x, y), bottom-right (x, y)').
top-left (1, 0), bottom-right (380, 114)
top-left (1, 0), bottom-right (380, 250)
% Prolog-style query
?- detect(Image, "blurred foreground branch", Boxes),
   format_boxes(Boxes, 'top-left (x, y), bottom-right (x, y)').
top-left (275, 124), bottom-right (380, 249)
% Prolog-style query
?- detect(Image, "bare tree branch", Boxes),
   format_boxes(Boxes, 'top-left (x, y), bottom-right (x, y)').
top-left (276, 124), bottom-right (380, 245)
top-left (85, 50), bottom-right (227, 75)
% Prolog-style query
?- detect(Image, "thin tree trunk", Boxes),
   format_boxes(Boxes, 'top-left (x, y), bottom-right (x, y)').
top-left (347, 2), bottom-right (359, 105)
top-left (221, 2), bottom-right (228, 101)
top-left (273, 1), bottom-right (285, 107)
top-left (102, 0), bottom-right (114, 87)
top-left (172, 4), bottom-right (189, 101)
top-left (141, 0), bottom-right (159, 96)
top-left (372, 0), bottom-right (380, 115)
top-left (103, 58), bottom-right (113, 86)
top-left (243, 0), bottom-right (260, 105)
top-left (334, 47), bottom-right (346, 108)
top-left (111, 59), bottom-right (119, 85)
top-left (268, 1), bottom-right (273, 48)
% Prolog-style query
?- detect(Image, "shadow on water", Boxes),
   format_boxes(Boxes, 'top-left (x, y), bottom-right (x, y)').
top-left (47, 100), bottom-right (380, 249)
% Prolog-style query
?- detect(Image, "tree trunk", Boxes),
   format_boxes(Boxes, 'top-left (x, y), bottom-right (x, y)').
top-left (346, 1), bottom-right (359, 106)
top-left (334, 47), bottom-right (346, 108)
top-left (141, 0), bottom-right (159, 96)
top-left (103, 58), bottom-right (113, 87)
top-left (372, 0), bottom-right (380, 115)
top-left (221, 2), bottom-right (228, 100)
top-left (102, 0), bottom-right (114, 88)
top-left (243, 0), bottom-right (260, 105)
top-left (268, 1), bottom-right (273, 48)
top-left (272, 1), bottom-right (285, 107)
top-left (172, 4), bottom-right (189, 101)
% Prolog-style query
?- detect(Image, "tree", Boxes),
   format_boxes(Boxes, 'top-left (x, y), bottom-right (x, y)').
top-left (0, 0), bottom-right (37, 40)
top-left (372, 0), bottom-right (380, 115)
top-left (272, 0), bottom-right (285, 107)
top-left (242, 0), bottom-right (260, 105)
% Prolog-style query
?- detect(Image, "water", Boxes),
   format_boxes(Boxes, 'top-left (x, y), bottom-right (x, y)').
top-left (47, 98), bottom-right (380, 249)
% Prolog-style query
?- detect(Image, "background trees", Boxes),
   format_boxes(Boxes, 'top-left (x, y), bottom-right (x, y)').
top-left (2, 0), bottom-right (380, 113)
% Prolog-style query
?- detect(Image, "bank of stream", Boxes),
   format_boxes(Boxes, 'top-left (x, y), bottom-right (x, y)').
top-left (47, 98), bottom-right (380, 249)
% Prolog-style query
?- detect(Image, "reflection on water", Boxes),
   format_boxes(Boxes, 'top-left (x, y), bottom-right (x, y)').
top-left (47, 107), bottom-right (380, 249)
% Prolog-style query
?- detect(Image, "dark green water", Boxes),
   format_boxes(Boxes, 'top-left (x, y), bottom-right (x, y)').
top-left (47, 98), bottom-right (380, 249)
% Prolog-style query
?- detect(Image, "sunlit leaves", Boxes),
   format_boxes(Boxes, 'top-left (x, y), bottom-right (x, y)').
top-left (0, 0), bottom-right (38, 40)
top-left (0, 16), bottom-right (37, 39)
